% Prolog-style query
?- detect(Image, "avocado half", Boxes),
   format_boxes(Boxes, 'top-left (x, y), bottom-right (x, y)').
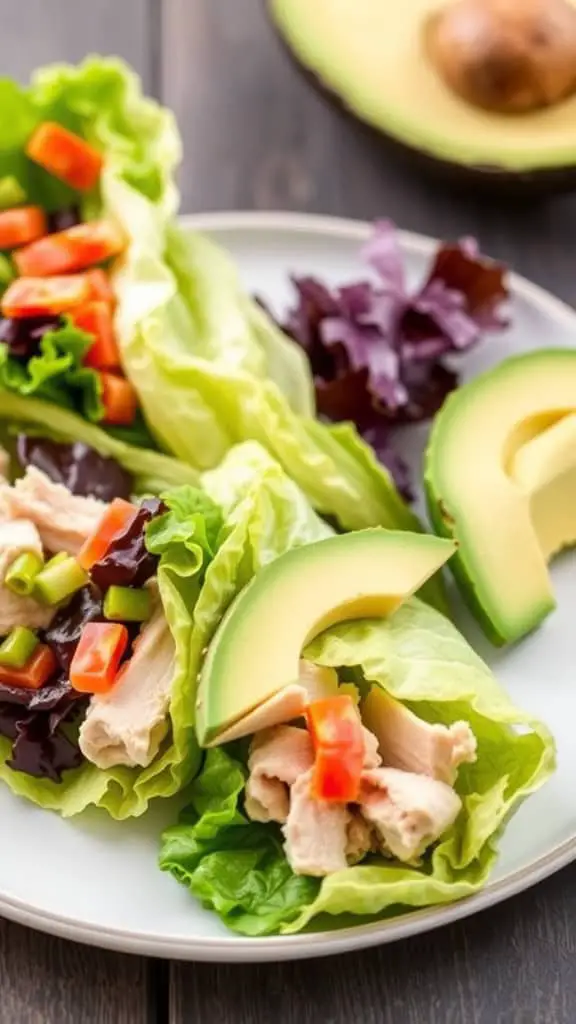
top-left (425, 349), bottom-right (576, 646)
top-left (268, 0), bottom-right (576, 194)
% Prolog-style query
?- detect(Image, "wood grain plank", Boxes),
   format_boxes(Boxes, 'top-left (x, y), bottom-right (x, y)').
top-left (0, 922), bottom-right (151, 1024)
top-left (1, 0), bottom-right (153, 89)
top-left (0, 5), bottom-right (156, 1024)
top-left (161, 0), bottom-right (576, 306)
top-left (170, 861), bottom-right (576, 1024)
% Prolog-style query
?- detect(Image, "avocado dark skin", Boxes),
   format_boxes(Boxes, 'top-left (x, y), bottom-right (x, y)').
top-left (266, 0), bottom-right (576, 198)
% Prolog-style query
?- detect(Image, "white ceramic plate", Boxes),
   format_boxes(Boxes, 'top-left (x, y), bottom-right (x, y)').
top-left (0, 212), bottom-right (575, 963)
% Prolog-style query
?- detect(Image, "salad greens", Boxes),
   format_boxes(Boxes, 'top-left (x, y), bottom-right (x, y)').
top-left (0, 478), bottom-right (220, 818)
top-left (0, 59), bottom-right (179, 440)
top-left (159, 442), bottom-right (555, 935)
top-left (1, 56), bottom-right (435, 567)
top-left (0, 390), bottom-right (199, 496)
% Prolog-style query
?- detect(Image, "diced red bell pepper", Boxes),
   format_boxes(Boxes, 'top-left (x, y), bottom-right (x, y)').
top-left (77, 497), bottom-right (138, 572)
top-left (0, 206), bottom-right (47, 250)
top-left (100, 372), bottom-right (138, 426)
top-left (73, 301), bottom-right (120, 370)
top-left (1, 274), bottom-right (90, 318)
top-left (69, 622), bottom-right (129, 694)
top-left (306, 695), bottom-right (364, 803)
top-left (13, 219), bottom-right (125, 278)
top-left (87, 268), bottom-right (116, 306)
top-left (26, 122), bottom-right (103, 192)
top-left (0, 644), bottom-right (57, 690)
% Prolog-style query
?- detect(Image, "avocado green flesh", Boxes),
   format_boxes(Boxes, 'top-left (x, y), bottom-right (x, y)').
top-left (270, 0), bottom-right (576, 173)
top-left (512, 414), bottom-right (576, 562)
top-left (196, 529), bottom-right (454, 745)
top-left (425, 350), bottom-right (576, 646)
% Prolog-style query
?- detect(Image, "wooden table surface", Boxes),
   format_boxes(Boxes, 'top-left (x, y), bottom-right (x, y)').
top-left (2, 1), bottom-right (576, 1021)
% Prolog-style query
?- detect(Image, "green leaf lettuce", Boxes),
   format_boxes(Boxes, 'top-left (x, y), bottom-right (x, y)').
top-left (159, 445), bottom-right (555, 935)
top-left (0, 399), bottom-right (217, 819)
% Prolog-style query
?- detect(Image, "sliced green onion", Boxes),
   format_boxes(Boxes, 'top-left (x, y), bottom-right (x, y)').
top-left (0, 627), bottom-right (39, 669)
top-left (0, 175), bottom-right (26, 209)
top-left (103, 586), bottom-right (152, 623)
top-left (34, 556), bottom-right (88, 607)
top-left (43, 551), bottom-right (69, 572)
top-left (4, 551), bottom-right (44, 596)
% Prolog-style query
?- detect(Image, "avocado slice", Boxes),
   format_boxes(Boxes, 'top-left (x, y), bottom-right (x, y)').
top-left (196, 529), bottom-right (455, 745)
top-left (425, 349), bottom-right (576, 646)
top-left (269, 0), bottom-right (576, 190)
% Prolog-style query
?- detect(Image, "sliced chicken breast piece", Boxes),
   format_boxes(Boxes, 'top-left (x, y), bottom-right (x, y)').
top-left (5, 467), bottom-right (105, 554)
top-left (245, 725), bottom-right (314, 823)
top-left (363, 688), bottom-right (477, 785)
top-left (346, 810), bottom-right (376, 864)
top-left (362, 726), bottom-right (382, 769)
top-left (360, 767), bottom-right (462, 863)
top-left (79, 601), bottom-right (175, 769)
top-left (0, 519), bottom-right (54, 631)
top-left (283, 769), bottom-right (351, 876)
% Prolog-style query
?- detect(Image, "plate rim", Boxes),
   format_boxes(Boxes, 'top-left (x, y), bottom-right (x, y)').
top-left (1, 209), bottom-right (575, 963)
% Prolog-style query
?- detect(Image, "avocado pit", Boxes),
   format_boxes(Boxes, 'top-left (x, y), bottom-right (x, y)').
top-left (425, 0), bottom-right (576, 113)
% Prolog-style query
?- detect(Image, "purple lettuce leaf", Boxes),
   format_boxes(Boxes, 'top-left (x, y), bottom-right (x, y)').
top-left (278, 219), bottom-right (509, 497)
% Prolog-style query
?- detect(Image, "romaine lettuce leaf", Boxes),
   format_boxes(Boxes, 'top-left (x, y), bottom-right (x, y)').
top-left (160, 748), bottom-right (319, 935)
top-left (159, 446), bottom-right (555, 934)
top-left (0, 466), bottom-right (219, 818)
top-left (0, 319), bottom-right (103, 419)
top-left (0, 390), bottom-right (198, 495)
top-left (106, 180), bottom-right (433, 550)
top-left (0, 57), bottom-right (179, 434)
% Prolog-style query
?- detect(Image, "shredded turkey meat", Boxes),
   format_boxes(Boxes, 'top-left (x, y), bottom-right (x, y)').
top-left (283, 769), bottom-right (351, 876)
top-left (245, 725), bottom-right (314, 823)
top-left (364, 688), bottom-right (477, 785)
top-left (359, 767), bottom-right (462, 862)
top-left (79, 600), bottom-right (175, 769)
top-left (4, 466), bottom-right (105, 554)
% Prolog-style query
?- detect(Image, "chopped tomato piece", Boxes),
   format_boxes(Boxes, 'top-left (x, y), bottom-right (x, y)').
top-left (100, 372), bottom-right (138, 426)
top-left (26, 122), bottom-right (103, 191)
top-left (72, 301), bottom-right (120, 369)
top-left (69, 622), bottom-right (129, 694)
top-left (87, 268), bottom-right (115, 306)
top-left (1, 274), bottom-right (90, 318)
top-left (0, 644), bottom-right (57, 690)
top-left (306, 695), bottom-right (364, 803)
top-left (77, 498), bottom-right (138, 571)
top-left (13, 219), bottom-right (125, 277)
top-left (0, 206), bottom-right (47, 250)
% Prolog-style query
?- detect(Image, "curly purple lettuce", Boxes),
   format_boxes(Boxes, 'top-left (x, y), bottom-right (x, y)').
top-left (280, 220), bottom-right (509, 498)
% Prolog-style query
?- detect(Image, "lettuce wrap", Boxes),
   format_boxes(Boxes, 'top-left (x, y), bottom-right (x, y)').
top-left (0, 57), bottom-right (181, 447)
top-left (159, 443), bottom-right (555, 936)
top-left (1, 57), bottom-right (428, 579)
top-left (0, 397), bottom-right (220, 819)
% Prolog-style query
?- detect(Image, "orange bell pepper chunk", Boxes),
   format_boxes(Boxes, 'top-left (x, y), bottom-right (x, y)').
top-left (73, 301), bottom-right (120, 370)
top-left (0, 206), bottom-right (47, 250)
top-left (13, 219), bottom-right (125, 278)
top-left (26, 122), bottom-right (103, 191)
top-left (100, 372), bottom-right (138, 426)
top-left (87, 268), bottom-right (116, 306)
top-left (77, 498), bottom-right (138, 572)
top-left (70, 622), bottom-right (129, 694)
top-left (0, 645), bottom-right (57, 690)
top-left (306, 695), bottom-right (364, 803)
top-left (1, 274), bottom-right (90, 318)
